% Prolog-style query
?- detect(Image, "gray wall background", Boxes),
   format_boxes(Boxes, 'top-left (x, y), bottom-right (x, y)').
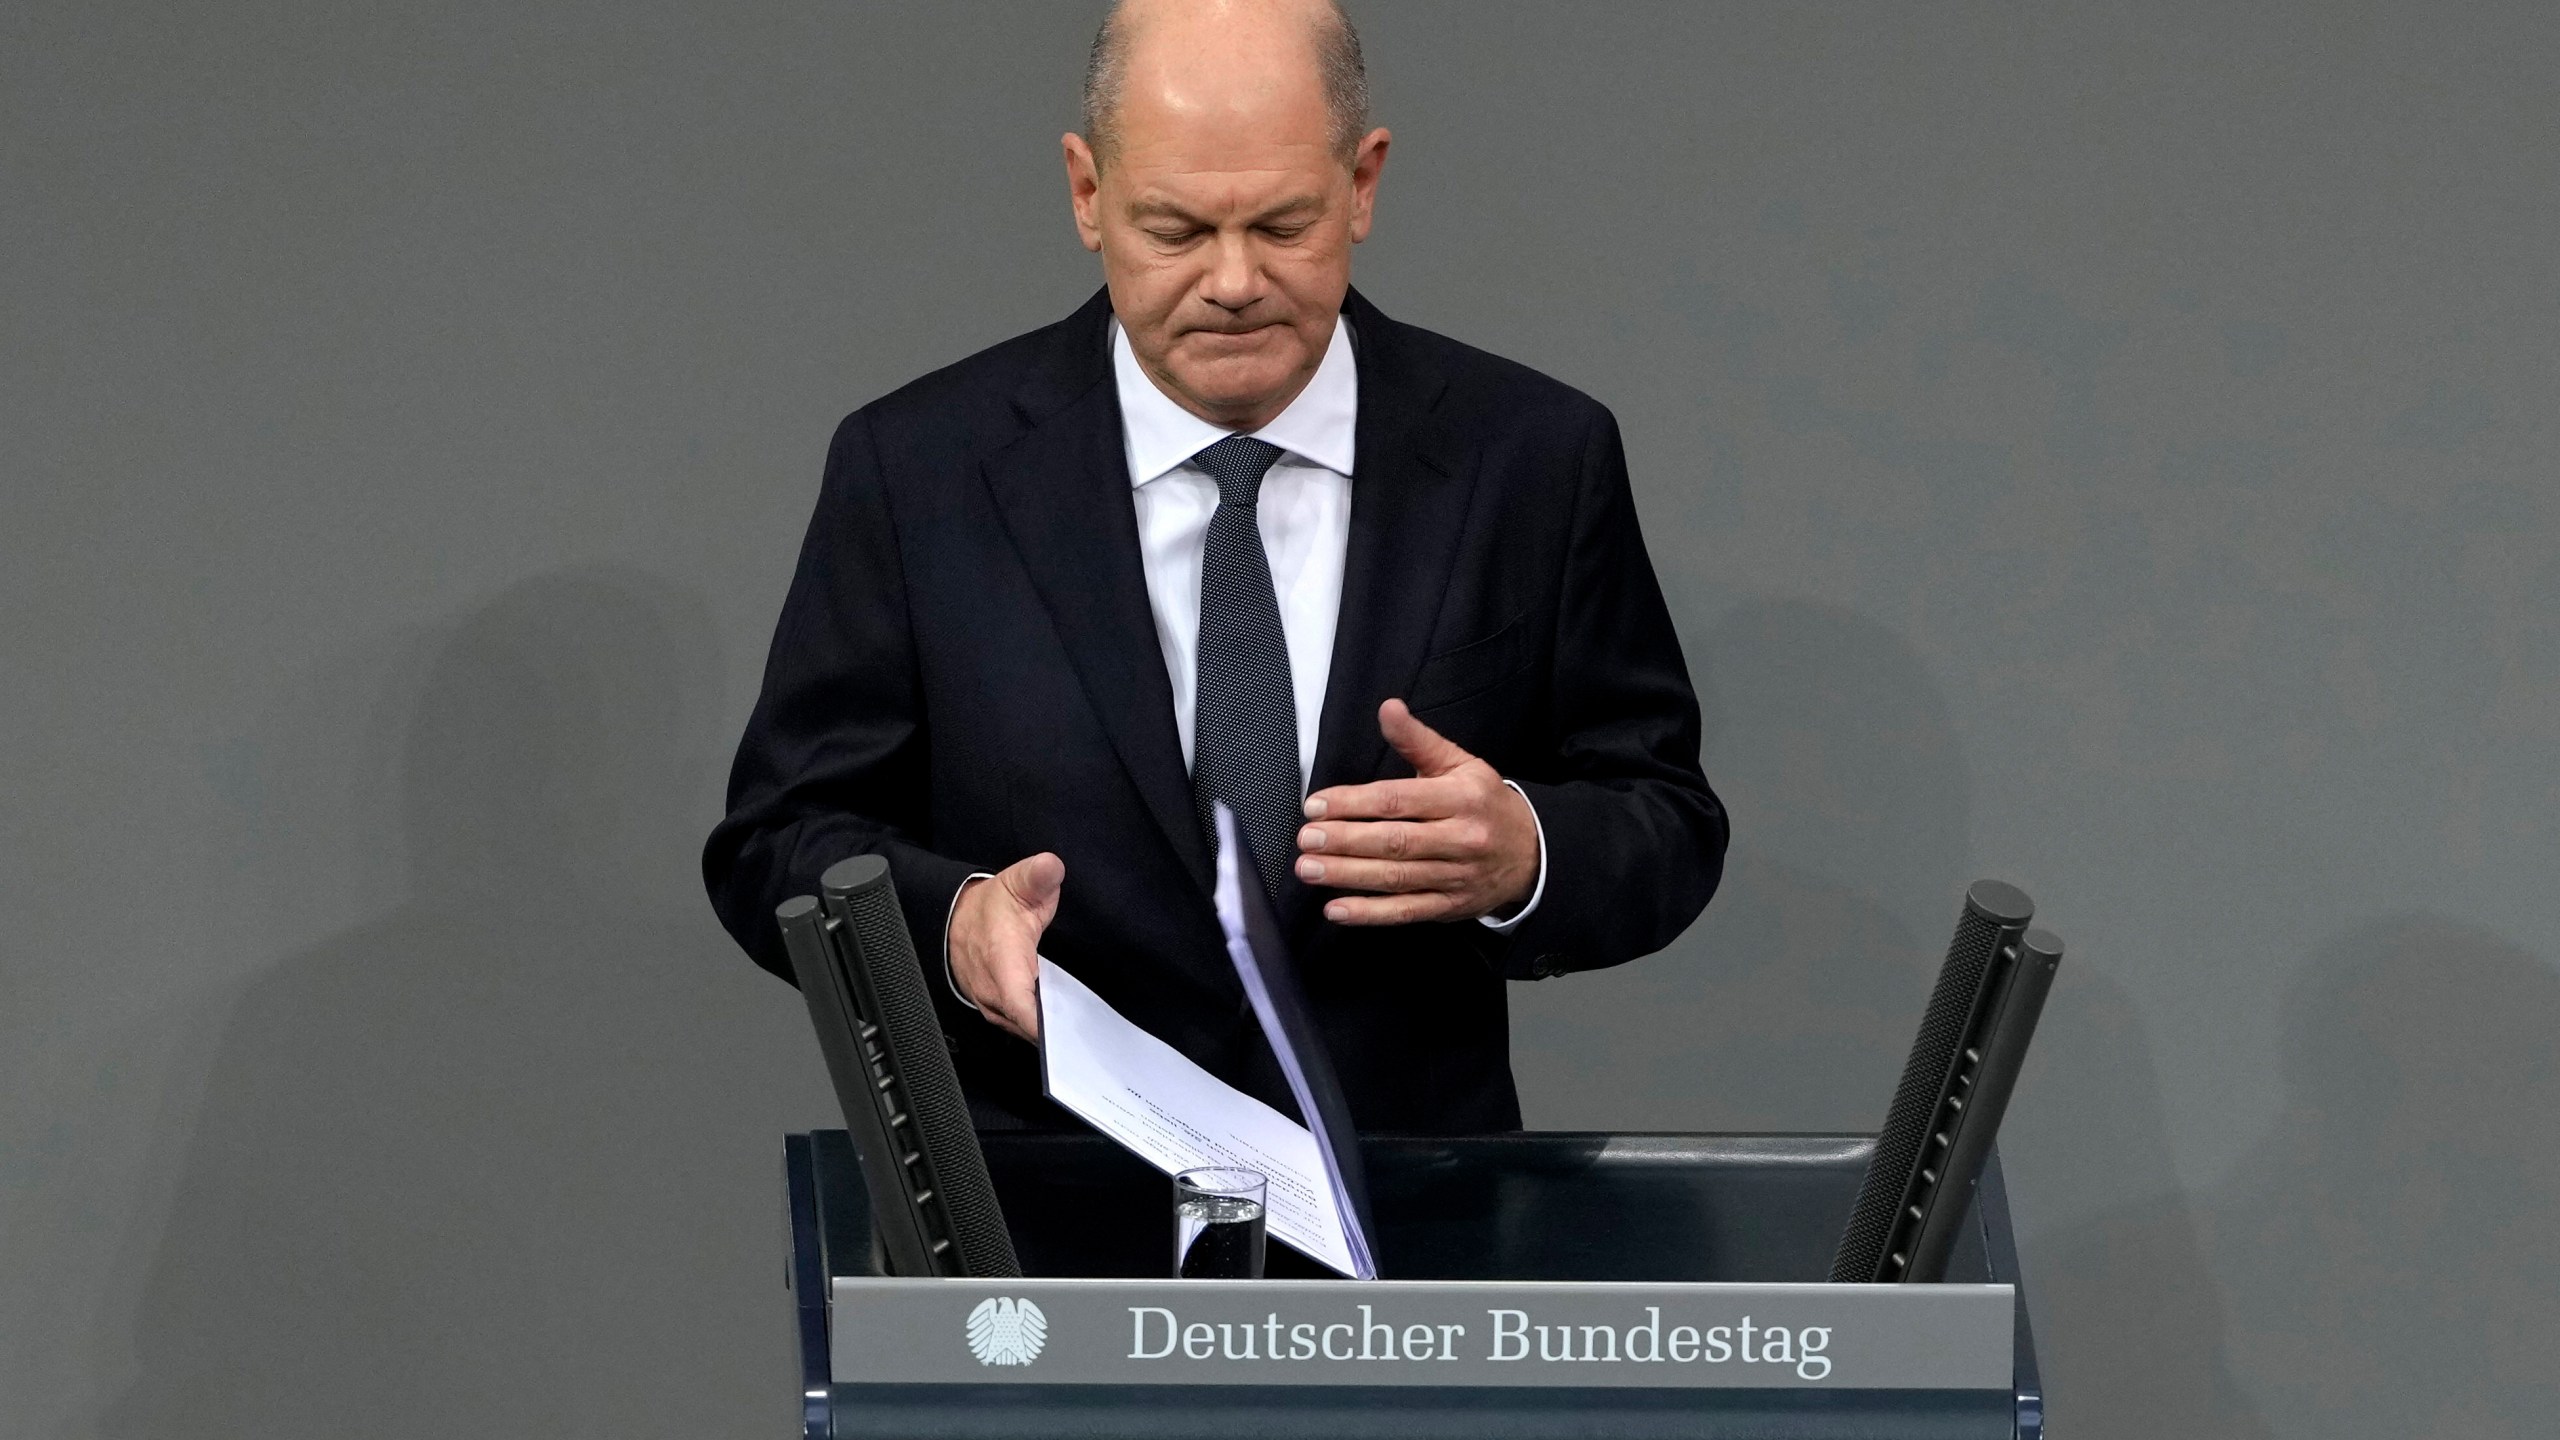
top-left (5, 2), bottom-right (2554, 1435)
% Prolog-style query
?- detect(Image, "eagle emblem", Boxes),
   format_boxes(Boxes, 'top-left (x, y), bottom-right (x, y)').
top-left (965, 1296), bottom-right (1048, 1366)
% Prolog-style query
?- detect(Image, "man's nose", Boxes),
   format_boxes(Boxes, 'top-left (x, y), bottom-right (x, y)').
top-left (1199, 231), bottom-right (1265, 311)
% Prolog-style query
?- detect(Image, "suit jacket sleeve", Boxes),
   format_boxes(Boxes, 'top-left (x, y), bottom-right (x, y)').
top-left (1485, 406), bottom-right (1727, 980)
top-left (702, 409), bottom-right (986, 986)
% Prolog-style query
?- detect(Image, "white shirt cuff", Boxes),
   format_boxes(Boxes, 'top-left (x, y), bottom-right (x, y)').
top-left (1478, 779), bottom-right (1547, 935)
top-left (944, 872), bottom-right (995, 1011)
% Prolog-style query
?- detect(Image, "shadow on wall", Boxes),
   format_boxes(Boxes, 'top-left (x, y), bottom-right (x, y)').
top-left (2026, 918), bottom-right (2560, 1439)
top-left (2206, 917), bottom-right (2560, 1438)
top-left (1519, 599), bottom-right (2276, 1434)
top-left (2014, 963), bottom-right (2272, 1439)
top-left (1674, 597), bottom-right (1974, 1130)
top-left (1514, 597), bottom-right (1977, 1132)
top-left (106, 568), bottom-right (824, 1440)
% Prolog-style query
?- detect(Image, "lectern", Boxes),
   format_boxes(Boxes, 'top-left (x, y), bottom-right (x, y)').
top-left (783, 1129), bottom-right (2045, 1439)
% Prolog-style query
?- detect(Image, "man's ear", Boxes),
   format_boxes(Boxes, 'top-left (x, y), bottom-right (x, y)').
top-left (1346, 128), bottom-right (1391, 244)
top-left (1062, 133), bottom-right (1105, 254)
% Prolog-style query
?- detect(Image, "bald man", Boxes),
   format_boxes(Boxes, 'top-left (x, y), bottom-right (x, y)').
top-left (705, 0), bottom-right (1726, 1133)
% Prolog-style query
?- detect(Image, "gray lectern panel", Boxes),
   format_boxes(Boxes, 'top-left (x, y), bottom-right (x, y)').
top-left (835, 1277), bottom-right (2009, 1389)
top-left (786, 1132), bottom-right (2044, 1440)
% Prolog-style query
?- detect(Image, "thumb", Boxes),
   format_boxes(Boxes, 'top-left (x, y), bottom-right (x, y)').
top-left (1378, 698), bottom-right (1471, 777)
top-left (1000, 851), bottom-right (1066, 919)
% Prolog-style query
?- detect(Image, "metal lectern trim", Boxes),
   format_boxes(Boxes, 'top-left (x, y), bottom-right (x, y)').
top-left (782, 1133), bottom-right (832, 1440)
top-left (1971, 1147), bottom-right (2044, 1440)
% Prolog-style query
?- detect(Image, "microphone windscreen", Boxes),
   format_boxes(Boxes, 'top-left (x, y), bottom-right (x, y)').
top-left (823, 855), bottom-right (1020, 1278)
top-left (1831, 880), bottom-right (2033, 1283)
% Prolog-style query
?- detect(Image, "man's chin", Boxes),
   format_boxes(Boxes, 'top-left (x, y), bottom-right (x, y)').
top-left (1164, 345), bottom-right (1306, 420)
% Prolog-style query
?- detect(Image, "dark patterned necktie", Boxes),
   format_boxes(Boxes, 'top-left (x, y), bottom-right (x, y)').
top-left (1189, 435), bottom-right (1301, 899)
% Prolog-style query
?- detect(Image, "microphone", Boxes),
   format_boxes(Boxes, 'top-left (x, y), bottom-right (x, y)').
top-left (776, 855), bottom-right (1018, 1278)
top-left (1832, 882), bottom-right (2061, 1284)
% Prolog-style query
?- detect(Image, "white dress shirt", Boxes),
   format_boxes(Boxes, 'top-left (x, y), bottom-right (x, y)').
top-left (944, 314), bottom-right (1546, 1007)
top-left (1115, 315), bottom-right (1354, 787)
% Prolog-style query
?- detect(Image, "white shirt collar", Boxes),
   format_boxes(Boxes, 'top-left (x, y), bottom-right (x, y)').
top-left (1111, 314), bottom-right (1358, 487)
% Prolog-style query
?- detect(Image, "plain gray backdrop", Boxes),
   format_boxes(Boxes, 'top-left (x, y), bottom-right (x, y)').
top-left (5, 2), bottom-right (2555, 1436)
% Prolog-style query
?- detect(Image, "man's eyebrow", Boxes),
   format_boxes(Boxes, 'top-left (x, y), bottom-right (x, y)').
top-left (1123, 194), bottom-right (1326, 225)
top-left (1254, 195), bottom-right (1324, 222)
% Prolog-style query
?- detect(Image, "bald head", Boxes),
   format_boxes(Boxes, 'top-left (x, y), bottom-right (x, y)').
top-left (1082, 0), bottom-right (1369, 170)
top-left (1061, 0), bottom-right (1389, 431)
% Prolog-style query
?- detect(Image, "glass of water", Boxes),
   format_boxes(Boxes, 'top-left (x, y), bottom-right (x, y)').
top-left (1173, 1167), bottom-right (1268, 1279)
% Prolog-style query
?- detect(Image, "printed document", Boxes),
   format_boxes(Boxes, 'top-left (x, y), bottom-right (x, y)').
top-left (1037, 958), bottom-right (1363, 1277)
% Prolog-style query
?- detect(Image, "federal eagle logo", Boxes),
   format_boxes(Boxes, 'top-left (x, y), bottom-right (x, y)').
top-left (965, 1296), bottom-right (1048, 1366)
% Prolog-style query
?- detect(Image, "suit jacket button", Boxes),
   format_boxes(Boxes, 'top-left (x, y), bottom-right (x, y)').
top-left (1532, 953), bottom-right (1568, 978)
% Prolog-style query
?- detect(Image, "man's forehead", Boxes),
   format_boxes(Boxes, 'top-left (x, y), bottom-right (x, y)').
top-left (1114, 81), bottom-right (1332, 156)
top-left (1107, 123), bottom-right (1345, 213)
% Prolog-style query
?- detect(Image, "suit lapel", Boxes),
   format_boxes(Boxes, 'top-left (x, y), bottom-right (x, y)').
top-left (1287, 291), bottom-right (1479, 935)
top-left (981, 289), bottom-right (1476, 926)
top-left (982, 293), bottom-right (1216, 895)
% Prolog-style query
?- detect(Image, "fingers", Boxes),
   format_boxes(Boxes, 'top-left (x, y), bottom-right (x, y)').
top-left (1303, 774), bottom-right (1468, 823)
top-left (1377, 698), bottom-right (1472, 778)
top-left (1294, 854), bottom-right (1468, 894)
top-left (999, 850), bottom-right (1066, 920)
top-left (1293, 721), bottom-right (1541, 926)
top-left (1299, 704), bottom-right (1479, 822)
top-left (1298, 815), bottom-right (1489, 863)
top-left (1322, 889), bottom-right (1468, 926)
top-left (953, 855), bottom-right (1063, 1043)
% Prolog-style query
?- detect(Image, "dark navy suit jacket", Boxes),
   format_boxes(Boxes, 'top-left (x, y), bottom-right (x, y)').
top-left (704, 287), bottom-right (1726, 1132)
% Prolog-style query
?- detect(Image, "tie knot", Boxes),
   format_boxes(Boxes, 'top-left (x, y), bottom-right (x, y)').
top-left (1192, 435), bottom-right (1286, 506)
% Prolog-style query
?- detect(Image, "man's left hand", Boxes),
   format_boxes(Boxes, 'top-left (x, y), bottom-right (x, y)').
top-left (1296, 699), bottom-right (1540, 925)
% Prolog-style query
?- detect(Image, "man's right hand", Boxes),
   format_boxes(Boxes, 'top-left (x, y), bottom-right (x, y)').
top-left (947, 852), bottom-right (1063, 1043)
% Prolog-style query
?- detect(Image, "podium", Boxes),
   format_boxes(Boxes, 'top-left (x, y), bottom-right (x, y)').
top-left (784, 1131), bottom-right (2045, 1439)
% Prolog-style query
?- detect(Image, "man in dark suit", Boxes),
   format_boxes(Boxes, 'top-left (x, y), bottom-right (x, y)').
top-left (704, 0), bottom-right (1725, 1133)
